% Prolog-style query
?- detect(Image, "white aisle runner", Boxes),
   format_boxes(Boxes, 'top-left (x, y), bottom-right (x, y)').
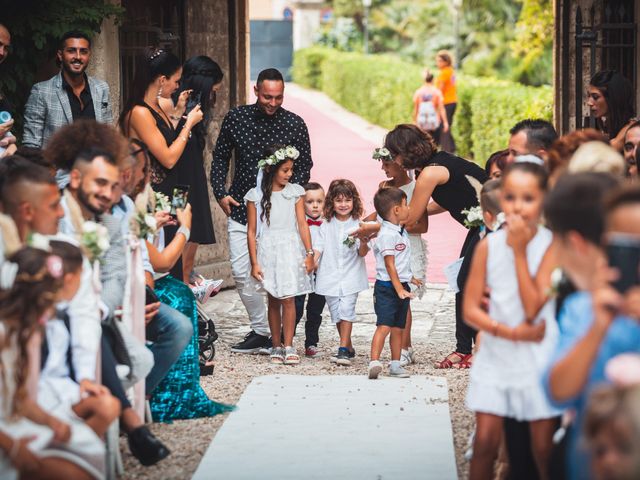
top-left (192, 375), bottom-right (457, 480)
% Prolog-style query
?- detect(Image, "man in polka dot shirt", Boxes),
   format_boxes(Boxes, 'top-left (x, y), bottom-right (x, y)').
top-left (211, 68), bottom-right (313, 353)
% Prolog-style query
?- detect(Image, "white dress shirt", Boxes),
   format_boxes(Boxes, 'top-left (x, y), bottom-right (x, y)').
top-left (373, 221), bottom-right (412, 283)
top-left (314, 217), bottom-right (369, 297)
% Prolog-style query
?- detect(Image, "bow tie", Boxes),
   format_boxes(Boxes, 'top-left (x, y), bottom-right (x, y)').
top-left (307, 218), bottom-right (322, 227)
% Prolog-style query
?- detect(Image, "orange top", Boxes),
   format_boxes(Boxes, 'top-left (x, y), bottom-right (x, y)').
top-left (436, 66), bottom-right (457, 105)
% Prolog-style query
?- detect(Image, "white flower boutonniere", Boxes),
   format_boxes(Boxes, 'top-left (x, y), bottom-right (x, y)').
top-left (545, 267), bottom-right (564, 298)
top-left (154, 191), bottom-right (171, 213)
top-left (461, 206), bottom-right (484, 229)
top-left (28, 232), bottom-right (51, 252)
top-left (81, 221), bottom-right (110, 262)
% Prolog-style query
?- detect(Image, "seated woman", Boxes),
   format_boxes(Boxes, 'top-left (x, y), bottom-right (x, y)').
top-left (146, 200), bottom-right (233, 422)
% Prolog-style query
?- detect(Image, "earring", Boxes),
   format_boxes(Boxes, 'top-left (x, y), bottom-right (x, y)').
top-left (157, 86), bottom-right (163, 99)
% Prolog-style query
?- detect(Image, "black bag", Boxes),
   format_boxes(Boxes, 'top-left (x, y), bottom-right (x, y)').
top-left (101, 316), bottom-right (133, 371)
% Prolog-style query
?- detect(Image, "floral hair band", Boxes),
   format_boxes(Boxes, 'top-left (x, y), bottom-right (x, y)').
top-left (372, 147), bottom-right (392, 161)
top-left (257, 146), bottom-right (300, 169)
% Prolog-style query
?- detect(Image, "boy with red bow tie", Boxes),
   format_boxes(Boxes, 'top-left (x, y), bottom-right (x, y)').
top-left (294, 182), bottom-right (326, 357)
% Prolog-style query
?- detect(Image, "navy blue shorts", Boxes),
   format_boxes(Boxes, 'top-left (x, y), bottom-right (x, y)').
top-left (373, 280), bottom-right (410, 328)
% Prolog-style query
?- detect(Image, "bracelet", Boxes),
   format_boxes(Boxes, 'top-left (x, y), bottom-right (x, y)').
top-left (177, 135), bottom-right (188, 143)
top-left (177, 225), bottom-right (191, 241)
top-left (305, 249), bottom-right (314, 256)
top-left (9, 438), bottom-right (20, 460)
top-left (492, 320), bottom-right (499, 337)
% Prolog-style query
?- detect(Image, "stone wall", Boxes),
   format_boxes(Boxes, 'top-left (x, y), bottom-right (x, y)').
top-left (91, 0), bottom-right (249, 286)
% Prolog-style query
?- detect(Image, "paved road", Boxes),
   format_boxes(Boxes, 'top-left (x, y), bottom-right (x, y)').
top-left (281, 84), bottom-right (468, 283)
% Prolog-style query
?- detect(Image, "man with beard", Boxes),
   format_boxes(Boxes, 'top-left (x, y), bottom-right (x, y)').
top-left (22, 30), bottom-right (113, 150)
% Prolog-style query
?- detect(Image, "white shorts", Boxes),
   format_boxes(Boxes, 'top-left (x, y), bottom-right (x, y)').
top-left (325, 294), bottom-right (358, 323)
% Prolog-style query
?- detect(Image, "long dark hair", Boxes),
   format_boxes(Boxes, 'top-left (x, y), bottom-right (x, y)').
top-left (590, 70), bottom-right (635, 139)
top-left (118, 47), bottom-right (181, 135)
top-left (259, 145), bottom-right (294, 225)
top-left (174, 56), bottom-right (223, 144)
top-left (0, 247), bottom-right (63, 417)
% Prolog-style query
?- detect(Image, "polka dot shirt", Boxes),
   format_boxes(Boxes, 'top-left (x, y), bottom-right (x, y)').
top-left (210, 103), bottom-right (313, 225)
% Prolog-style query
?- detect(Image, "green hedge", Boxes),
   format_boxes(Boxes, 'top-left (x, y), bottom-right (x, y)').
top-left (292, 47), bottom-right (553, 164)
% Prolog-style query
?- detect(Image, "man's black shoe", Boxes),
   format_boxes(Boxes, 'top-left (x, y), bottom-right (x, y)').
top-left (128, 425), bottom-right (170, 466)
top-left (230, 330), bottom-right (271, 353)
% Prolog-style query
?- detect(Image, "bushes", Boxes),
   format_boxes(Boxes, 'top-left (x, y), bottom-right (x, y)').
top-left (292, 47), bottom-right (553, 164)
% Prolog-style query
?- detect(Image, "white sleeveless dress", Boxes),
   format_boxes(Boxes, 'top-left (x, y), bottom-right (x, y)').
top-left (244, 183), bottom-right (313, 299)
top-left (398, 181), bottom-right (428, 297)
top-left (466, 227), bottom-right (562, 421)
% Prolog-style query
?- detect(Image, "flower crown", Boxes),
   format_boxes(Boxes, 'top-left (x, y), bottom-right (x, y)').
top-left (257, 146), bottom-right (300, 169)
top-left (372, 147), bottom-right (392, 161)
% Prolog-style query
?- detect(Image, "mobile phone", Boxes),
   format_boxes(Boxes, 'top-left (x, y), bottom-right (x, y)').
top-left (606, 234), bottom-right (640, 293)
top-left (170, 184), bottom-right (190, 216)
top-left (185, 92), bottom-right (201, 116)
top-left (145, 285), bottom-right (159, 305)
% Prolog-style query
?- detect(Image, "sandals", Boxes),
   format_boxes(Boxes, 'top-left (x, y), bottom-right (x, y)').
top-left (284, 346), bottom-right (300, 365)
top-left (453, 354), bottom-right (473, 369)
top-left (434, 351), bottom-right (466, 369)
top-left (270, 347), bottom-right (285, 364)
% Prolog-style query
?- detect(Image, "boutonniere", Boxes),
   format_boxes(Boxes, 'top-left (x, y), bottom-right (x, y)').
top-left (81, 221), bottom-right (110, 262)
top-left (545, 267), bottom-right (563, 298)
top-left (130, 211), bottom-right (157, 240)
top-left (461, 206), bottom-right (484, 229)
top-left (343, 236), bottom-right (356, 248)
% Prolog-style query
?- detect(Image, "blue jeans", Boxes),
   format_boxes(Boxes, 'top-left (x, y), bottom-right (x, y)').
top-left (145, 302), bottom-right (192, 393)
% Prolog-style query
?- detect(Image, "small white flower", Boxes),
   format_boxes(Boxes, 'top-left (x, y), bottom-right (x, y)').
top-left (275, 150), bottom-right (286, 161)
top-left (97, 237), bottom-right (110, 251)
top-left (379, 147), bottom-right (390, 156)
top-left (83, 221), bottom-right (98, 234)
top-left (144, 215), bottom-right (157, 230)
top-left (266, 156), bottom-right (275, 166)
top-left (30, 233), bottom-right (50, 251)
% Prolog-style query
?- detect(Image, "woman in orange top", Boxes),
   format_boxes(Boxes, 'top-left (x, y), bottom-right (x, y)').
top-left (436, 51), bottom-right (458, 153)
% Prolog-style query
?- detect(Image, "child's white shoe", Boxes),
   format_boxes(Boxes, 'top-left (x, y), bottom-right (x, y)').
top-left (368, 360), bottom-right (383, 379)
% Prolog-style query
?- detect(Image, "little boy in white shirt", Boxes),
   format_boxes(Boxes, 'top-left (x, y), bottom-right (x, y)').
top-left (369, 187), bottom-right (415, 379)
top-left (294, 182), bottom-right (326, 357)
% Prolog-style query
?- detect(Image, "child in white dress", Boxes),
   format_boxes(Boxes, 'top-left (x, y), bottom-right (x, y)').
top-left (315, 179), bottom-right (369, 366)
top-left (372, 147), bottom-right (428, 366)
top-left (463, 160), bottom-right (561, 479)
top-left (0, 247), bottom-right (105, 480)
top-left (245, 145), bottom-right (314, 365)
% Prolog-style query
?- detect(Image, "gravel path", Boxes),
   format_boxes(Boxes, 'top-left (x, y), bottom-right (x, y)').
top-left (121, 285), bottom-right (473, 479)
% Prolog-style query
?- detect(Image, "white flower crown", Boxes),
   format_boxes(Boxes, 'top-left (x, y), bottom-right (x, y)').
top-left (372, 147), bottom-right (392, 161)
top-left (257, 146), bottom-right (300, 169)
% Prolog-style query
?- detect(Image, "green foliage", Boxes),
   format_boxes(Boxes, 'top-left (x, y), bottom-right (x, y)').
top-left (0, 0), bottom-right (124, 139)
top-left (293, 47), bottom-right (553, 163)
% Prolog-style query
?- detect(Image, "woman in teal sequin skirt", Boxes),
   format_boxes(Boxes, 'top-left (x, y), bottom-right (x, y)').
top-left (151, 275), bottom-right (234, 422)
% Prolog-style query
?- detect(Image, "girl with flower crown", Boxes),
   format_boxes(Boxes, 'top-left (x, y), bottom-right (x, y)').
top-left (0, 247), bottom-right (105, 479)
top-left (246, 145), bottom-right (314, 365)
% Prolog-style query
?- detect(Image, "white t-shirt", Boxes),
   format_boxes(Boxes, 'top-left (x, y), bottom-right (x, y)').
top-left (373, 221), bottom-right (412, 283)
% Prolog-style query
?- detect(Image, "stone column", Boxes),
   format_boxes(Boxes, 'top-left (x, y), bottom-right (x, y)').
top-left (292, 0), bottom-right (324, 51)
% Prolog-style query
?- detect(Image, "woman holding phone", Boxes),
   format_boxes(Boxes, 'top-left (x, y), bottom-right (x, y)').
top-left (160, 56), bottom-right (224, 286)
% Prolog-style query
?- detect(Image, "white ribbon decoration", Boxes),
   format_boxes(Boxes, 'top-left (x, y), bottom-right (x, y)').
top-left (254, 168), bottom-right (266, 239)
top-left (0, 261), bottom-right (18, 289)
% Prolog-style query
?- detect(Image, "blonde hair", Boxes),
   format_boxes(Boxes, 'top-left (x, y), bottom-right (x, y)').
top-left (568, 141), bottom-right (625, 176)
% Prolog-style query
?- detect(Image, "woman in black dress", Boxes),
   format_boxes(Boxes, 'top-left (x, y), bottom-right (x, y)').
top-left (160, 56), bottom-right (223, 284)
top-left (360, 124), bottom-right (487, 368)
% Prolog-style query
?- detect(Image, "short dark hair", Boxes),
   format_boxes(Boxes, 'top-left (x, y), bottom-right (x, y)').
top-left (374, 187), bottom-right (407, 221)
top-left (485, 149), bottom-right (508, 175)
top-left (509, 119), bottom-right (558, 152)
top-left (605, 183), bottom-right (640, 217)
top-left (480, 179), bottom-right (501, 216)
top-left (49, 240), bottom-right (83, 274)
top-left (59, 30), bottom-right (91, 50)
top-left (544, 172), bottom-right (620, 245)
top-left (0, 156), bottom-right (56, 213)
top-left (73, 147), bottom-right (116, 169)
top-left (14, 147), bottom-right (52, 170)
top-left (257, 68), bottom-right (284, 85)
top-left (303, 182), bottom-right (323, 192)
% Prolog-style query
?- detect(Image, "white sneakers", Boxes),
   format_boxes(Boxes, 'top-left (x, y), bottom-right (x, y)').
top-left (368, 360), bottom-right (410, 379)
top-left (190, 278), bottom-right (224, 305)
top-left (368, 360), bottom-right (383, 379)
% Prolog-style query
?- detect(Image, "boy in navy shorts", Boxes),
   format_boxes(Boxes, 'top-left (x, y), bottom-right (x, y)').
top-left (369, 187), bottom-right (416, 379)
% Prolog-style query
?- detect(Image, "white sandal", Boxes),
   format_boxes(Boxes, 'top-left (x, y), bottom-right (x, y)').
top-left (270, 347), bottom-right (285, 364)
top-left (283, 346), bottom-right (300, 365)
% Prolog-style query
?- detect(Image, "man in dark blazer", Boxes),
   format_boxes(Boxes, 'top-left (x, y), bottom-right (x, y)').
top-left (22, 30), bottom-right (113, 150)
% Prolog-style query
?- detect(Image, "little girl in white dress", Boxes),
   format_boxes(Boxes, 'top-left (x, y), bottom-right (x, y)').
top-left (245, 145), bottom-right (314, 365)
top-left (462, 160), bottom-right (561, 479)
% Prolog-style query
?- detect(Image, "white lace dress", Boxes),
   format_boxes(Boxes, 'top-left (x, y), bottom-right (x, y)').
top-left (244, 183), bottom-right (313, 299)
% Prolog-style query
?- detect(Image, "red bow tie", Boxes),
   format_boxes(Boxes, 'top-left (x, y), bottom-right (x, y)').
top-left (307, 218), bottom-right (322, 227)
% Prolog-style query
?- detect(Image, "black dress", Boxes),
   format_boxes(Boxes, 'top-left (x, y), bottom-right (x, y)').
top-left (425, 151), bottom-right (488, 355)
top-left (145, 103), bottom-right (216, 245)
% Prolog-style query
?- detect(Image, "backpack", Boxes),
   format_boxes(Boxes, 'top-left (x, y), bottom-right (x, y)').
top-left (417, 94), bottom-right (440, 131)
